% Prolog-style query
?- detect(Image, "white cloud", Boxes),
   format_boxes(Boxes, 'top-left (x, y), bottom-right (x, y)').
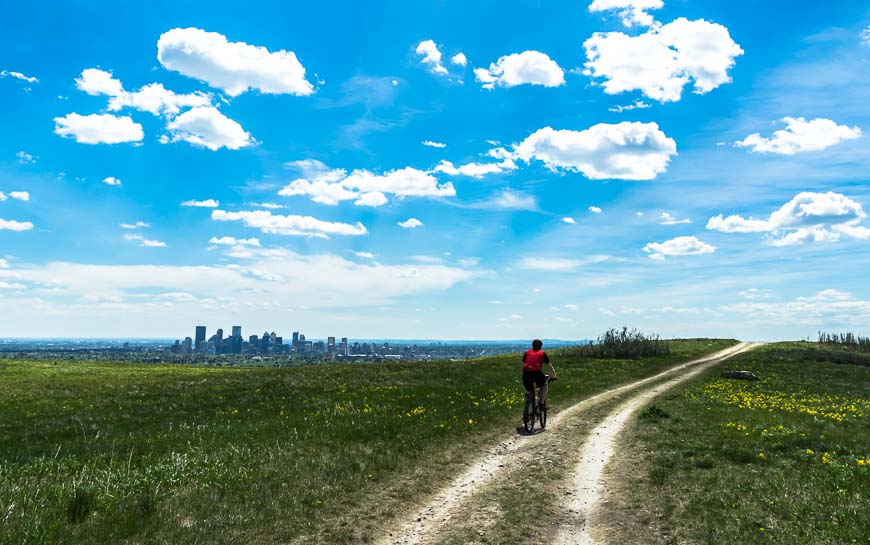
top-left (398, 218), bottom-right (423, 229)
top-left (415, 39), bottom-right (448, 75)
top-left (643, 235), bottom-right (716, 260)
top-left (208, 236), bottom-right (261, 247)
top-left (706, 191), bottom-right (869, 246)
top-left (279, 162), bottom-right (455, 206)
top-left (157, 27), bottom-right (314, 97)
top-left (474, 51), bottom-right (565, 89)
top-left (16, 151), bottom-right (36, 164)
top-left (6, 191), bottom-right (30, 201)
top-left (54, 113), bottom-right (144, 145)
top-left (351, 251), bottom-right (375, 259)
top-left (660, 212), bottom-right (691, 224)
top-left (583, 18), bottom-right (743, 102)
top-left (164, 106), bottom-right (255, 151)
top-left (862, 26), bottom-right (870, 46)
top-left (733, 117), bottom-right (861, 155)
top-left (485, 189), bottom-right (538, 211)
top-left (458, 257), bottom-right (480, 268)
top-left (433, 159), bottom-right (512, 178)
top-left (422, 140), bottom-right (447, 148)
top-left (75, 68), bottom-right (213, 118)
top-left (212, 209), bottom-right (367, 238)
top-left (124, 234), bottom-right (167, 247)
top-left (513, 122), bottom-right (677, 180)
top-left (1, 69), bottom-right (38, 84)
top-left (608, 99), bottom-right (651, 113)
top-left (562, 217), bottom-right (576, 224)
top-left (0, 218), bottom-right (33, 231)
top-left (121, 221), bottom-right (150, 229)
top-left (102, 176), bottom-right (122, 186)
top-left (181, 199), bottom-right (220, 208)
top-left (250, 202), bottom-right (285, 209)
top-left (518, 255), bottom-right (612, 271)
top-left (722, 289), bottom-right (870, 326)
top-left (451, 52), bottom-right (468, 67)
top-left (588, 206), bottom-right (602, 214)
top-left (0, 259), bottom-right (9, 268)
top-left (588, 0), bottom-right (663, 27)
top-left (738, 288), bottom-right (773, 300)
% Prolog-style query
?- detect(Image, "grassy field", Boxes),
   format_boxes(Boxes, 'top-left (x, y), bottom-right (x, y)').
top-left (0, 339), bottom-right (733, 545)
top-left (610, 342), bottom-right (870, 544)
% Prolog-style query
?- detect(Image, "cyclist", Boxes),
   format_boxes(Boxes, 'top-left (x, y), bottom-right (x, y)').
top-left (522, 339), bottom-right (556, 410)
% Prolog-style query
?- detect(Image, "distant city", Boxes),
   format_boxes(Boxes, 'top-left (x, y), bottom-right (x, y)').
top-left (0, 326), bottom-right (583, 364)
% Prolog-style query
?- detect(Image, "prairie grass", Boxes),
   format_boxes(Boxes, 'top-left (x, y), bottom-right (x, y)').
top-left (0, 338), bottom-right (733, 545)
top-left (612, 342), bottom-right (870, 544)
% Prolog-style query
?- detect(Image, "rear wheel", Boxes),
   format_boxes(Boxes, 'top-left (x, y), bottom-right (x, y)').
top-left (523, 397), bottom-right (536, 433)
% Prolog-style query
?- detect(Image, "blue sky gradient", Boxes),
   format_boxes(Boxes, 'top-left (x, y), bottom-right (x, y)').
top-left (2, 0), bottom-right (870, 339)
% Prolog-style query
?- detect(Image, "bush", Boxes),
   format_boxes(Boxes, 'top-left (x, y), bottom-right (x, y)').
top-left (575, 327), bottom-right (670, 359)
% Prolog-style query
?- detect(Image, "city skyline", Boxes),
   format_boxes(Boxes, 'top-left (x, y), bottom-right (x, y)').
top-left (1, 1), bottom-right (869, 340)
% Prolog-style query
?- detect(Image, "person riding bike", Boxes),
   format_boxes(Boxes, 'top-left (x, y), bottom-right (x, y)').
top-left (522, 339), bottom-right (556, 410)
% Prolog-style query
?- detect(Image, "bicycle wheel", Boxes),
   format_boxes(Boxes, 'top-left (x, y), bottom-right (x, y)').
top-left (539, 406), bottom-right (547, 430)
top-left (523, 398), bottom-right (536, 433)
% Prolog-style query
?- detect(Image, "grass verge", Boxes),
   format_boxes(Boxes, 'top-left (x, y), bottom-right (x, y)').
top-left (0, 339), bottom-right (734, 545)
top-left (606, 342), bottom-right (870, 544)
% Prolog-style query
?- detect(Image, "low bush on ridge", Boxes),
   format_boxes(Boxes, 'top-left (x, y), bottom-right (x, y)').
top-left (571, 327), bottom-right (671, 359)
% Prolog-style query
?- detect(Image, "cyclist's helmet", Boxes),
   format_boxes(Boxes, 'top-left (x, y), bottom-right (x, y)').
top-left (532, 339), bottom-right (543, 350)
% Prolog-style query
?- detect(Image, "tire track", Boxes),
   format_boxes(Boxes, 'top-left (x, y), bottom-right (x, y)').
top-left (376, 342), bottom-right (755, 545)
top-left (552, 342), bottom-right (763, 545)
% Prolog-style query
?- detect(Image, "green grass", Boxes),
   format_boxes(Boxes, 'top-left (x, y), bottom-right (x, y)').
top-left (0, 339), bottom-right (734, 545)
top-left (615, 342), bottom-right (870, 544)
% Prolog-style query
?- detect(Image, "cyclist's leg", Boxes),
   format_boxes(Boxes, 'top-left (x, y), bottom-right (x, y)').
top-left (537, 373), bottom-right (549, 408)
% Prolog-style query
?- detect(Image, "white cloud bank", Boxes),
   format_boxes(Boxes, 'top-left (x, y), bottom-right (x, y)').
top-left (706, 191), bottom-right (870, 246)
top-left (54, 113), bottom-right (143, 144)
top-left (76, 68), bottom-right (211, 117)
top-left (279, 160), bottom-right (455, 207)
top-left (583, 17), bottom-right (743, 102)
top-left (212, 209), bottom-right (367, 238)
top-left (643, 235), bottom-right (716, 260)
top-left (588, 0), bottom-right (663, 27)
top-left (157, 28), bottom-right (314, 96)
top-left (474, 51), bottom-right (565, 89)
top-left (513, 122), bottom-right (677, 180)
top-left (734, 117), bottom-right (861, 155)
top-left (723, 289), bottom-right (870, 327)
top-left (181, 199), bottom-right (220, 208)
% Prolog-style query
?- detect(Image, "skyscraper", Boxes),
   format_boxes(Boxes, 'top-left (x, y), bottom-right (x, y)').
top-left (195, 326), bottom-right (206, 351)
top-left (232, 326), bottom-right (242, 338)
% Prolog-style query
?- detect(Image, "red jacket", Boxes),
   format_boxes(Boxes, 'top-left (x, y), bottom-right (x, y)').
top-left (522, 349), bottom-right (550, 372)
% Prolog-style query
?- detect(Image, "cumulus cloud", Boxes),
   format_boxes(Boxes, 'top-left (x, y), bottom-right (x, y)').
top-left (513, 122), bottom-right (677, 180)
top-left (733, 117), bottom-right (862, 155)
top-left (75, 68), bottom-right (213, 117)
top-left (588, 0), bottom-right (663, 27)
top-left (415, 39), bottom-right (448, 75)
top-left (1, 69), bottom-right (38, 84)
top-left (16, 151), bottom-right (36, 164)
top-left (1, 191), bottom-right (30, 201)
top-left (562, 217), bottom-right (576, 224)
top-left (181, 199), bottom-right (220, 208)
top-left (157, 27), bottom-right (314, 96)
top-left (398, 218), bottom-right (423, 229)
top-left (643, 235), bottom-right (716, 260)
top-left (0, 218), bottom-right (33, 231)
top-left (433, 159), bottom-right (514, 178)
top-left (474, 51), bottom-right (565, 89)
top-left (121, 221), bottom-right (150, 229)
top-left (164, 106), bottom-right (255, 151)
top-left (124, 234), bottom-right (167, 247)
top-left (102, 176), bottom-right (122, 186)
top-left (706, 191), bottom-right (870, 246)
top-left (660, 212), bottom-right (691, 224)
top-left (212, 209), bottom-right (367, 238)
top-left (451, 52), bottom-right (468, 67)
top-left (208, 236), bottom-right (261, 246)
top-left (279, 161), bottom-right (456, 206)
top-left (54, 113), bottom-right (144, 144)
top-left (583, 18), bottom-right (743, 102)
top-left (589, 206), bottom-right (603, 214)
top-left (421, 140), bottom-right (447, 148)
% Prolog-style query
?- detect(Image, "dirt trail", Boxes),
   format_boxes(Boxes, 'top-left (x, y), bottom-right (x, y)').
top-left (376, 342), bottom-right (756, 545)
top-left (553, 342), bottom-right (763, 545)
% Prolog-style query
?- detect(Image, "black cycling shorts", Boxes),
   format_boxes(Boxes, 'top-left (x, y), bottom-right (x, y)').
top-left (522, 370), bottom-right (547, 391)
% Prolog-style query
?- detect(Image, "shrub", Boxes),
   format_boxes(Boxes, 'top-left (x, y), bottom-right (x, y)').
top-left (575, 327), bottom-right (671, 359)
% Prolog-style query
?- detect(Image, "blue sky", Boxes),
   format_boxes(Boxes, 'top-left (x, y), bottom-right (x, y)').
top-left (2, 0), bottom-right (870, 340)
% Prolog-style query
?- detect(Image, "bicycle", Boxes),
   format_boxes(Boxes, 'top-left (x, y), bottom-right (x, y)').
top-left (522, 375), bottom-right (556, 433)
